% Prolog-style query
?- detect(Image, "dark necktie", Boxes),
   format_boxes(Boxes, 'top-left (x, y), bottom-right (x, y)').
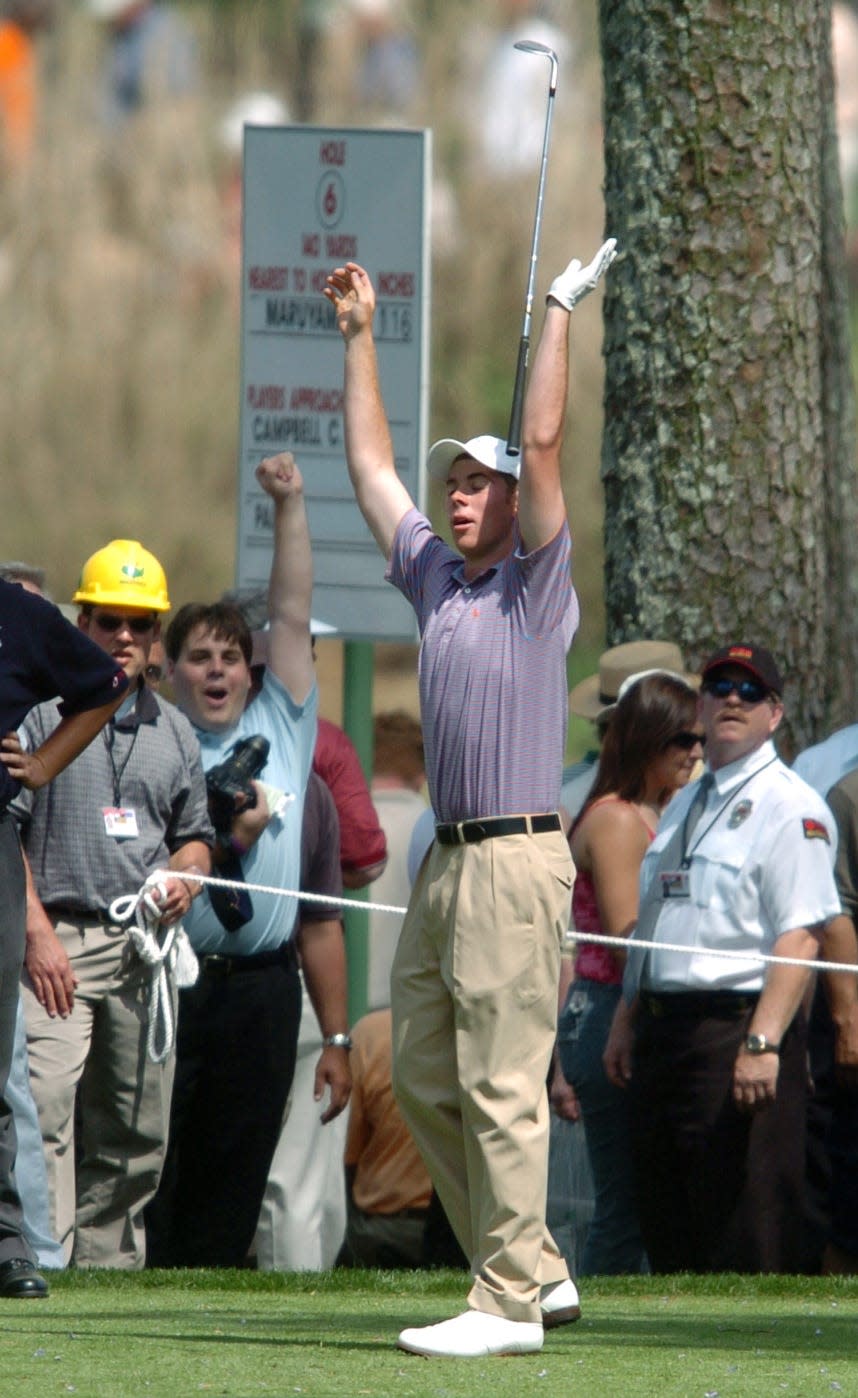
top-left (679, 770), bottom-right (716, 857)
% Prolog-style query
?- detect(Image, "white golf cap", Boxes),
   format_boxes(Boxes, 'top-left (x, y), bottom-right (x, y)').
top-left (426, 434), bottom-right (520, 482)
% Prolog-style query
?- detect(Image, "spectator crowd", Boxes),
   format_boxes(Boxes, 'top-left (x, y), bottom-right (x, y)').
top-left (0, 253), bottom-right (854, 1370)
top-left (0, 0), bottom-right (857, 1370)
top-left (2, 550), bottom-right (857, 1314)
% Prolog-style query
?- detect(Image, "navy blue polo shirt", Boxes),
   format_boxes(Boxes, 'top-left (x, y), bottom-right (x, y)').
top-left (0, 580), bottom-right (127, 808)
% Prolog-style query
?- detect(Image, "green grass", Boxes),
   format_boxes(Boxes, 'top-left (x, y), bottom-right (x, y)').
top-left (1, 1270), bottom-right (856, 1398)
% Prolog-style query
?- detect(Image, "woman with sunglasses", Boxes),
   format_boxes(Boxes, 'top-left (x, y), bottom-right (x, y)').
top-left (556, 669), bottom-right (702, 1275)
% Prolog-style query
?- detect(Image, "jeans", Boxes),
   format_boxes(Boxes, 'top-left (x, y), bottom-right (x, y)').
top-left (7, 999), bottom-right (64, 1268)
top-left (0, 814), bottom-right (37, 1268)
top-left (557, 978), bottom-right (648, 1275)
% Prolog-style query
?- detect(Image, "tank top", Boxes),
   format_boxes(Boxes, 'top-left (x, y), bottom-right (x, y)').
top-left (572, 795), bottom-right (654, 985)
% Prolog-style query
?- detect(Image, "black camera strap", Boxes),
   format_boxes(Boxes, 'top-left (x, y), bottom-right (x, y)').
top-left (209, 848), bottom-right (254, 933)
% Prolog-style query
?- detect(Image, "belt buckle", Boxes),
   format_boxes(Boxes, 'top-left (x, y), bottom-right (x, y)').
top-left (454, 822), bottom-right (467, 845)
top-left (203, 954), bottom-right (230, 974)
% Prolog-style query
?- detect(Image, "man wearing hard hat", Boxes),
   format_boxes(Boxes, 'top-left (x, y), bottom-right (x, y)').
top-left (13, 539), bottom-right (214, 1269)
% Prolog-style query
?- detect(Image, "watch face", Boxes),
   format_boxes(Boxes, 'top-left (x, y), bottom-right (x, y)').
top-left (325, 1033), bottom-right (352, 1050)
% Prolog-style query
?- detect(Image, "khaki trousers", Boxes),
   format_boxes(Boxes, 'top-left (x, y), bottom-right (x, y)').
top-left (391, 827), bottom-right (573, 1323)
top-left (22, 919), bottom-right (174, 1268)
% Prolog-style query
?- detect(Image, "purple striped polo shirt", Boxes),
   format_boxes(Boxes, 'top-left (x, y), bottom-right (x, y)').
top-left (387, 507), bottom-right (579, 823)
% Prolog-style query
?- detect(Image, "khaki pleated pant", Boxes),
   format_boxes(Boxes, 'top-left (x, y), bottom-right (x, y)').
top-left (391, 827), bottom-right (574, 1323)
top-left (22, 919), bottom-right (173, 1268)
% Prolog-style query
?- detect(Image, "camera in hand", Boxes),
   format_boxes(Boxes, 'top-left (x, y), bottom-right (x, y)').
top-left (204, 735), bottom-right (270, 934)
top-left (205, 734), bottom-right (270, 834)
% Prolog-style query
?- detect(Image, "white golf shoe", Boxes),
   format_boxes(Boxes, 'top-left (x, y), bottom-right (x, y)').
top-left (539, 1278), bottom-right (582, 1329)
top-left (397, 1309), bottom-right (544, 1358)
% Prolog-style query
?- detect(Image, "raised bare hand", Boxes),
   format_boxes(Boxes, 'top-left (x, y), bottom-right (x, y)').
top-left (324, 262), bottom-right (376, 340)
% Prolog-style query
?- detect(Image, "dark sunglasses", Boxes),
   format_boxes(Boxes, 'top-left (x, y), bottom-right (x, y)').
top-left (665, 731), bottom-right (706, 751)
top-left (92, 612), bottom-right (156, 636)
top-left (702, 675), bottom-right (769, 704)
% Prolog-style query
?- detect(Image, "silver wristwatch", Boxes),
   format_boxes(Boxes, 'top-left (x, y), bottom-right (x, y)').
top-left (324, 1032), bottom-right (353, 1051)
top-left (743, 1033), bottom-right (780, 1056)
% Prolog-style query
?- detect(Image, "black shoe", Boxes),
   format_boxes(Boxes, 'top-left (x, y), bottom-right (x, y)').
top-left (0, 1258), bottom-right (49, 1298)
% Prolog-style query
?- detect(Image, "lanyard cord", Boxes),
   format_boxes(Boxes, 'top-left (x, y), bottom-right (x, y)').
top-left (103, 718), bottom-right (140, 807)
top-left (680, 756), bottom-right (778, 868)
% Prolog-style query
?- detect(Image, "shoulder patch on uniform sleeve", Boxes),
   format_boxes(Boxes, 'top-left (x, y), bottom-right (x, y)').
top-left (802, 817), bottom-right (831, 843)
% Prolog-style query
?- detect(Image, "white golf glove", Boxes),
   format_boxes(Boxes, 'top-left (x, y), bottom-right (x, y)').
top-left (547, 238), bottom-right (618, 310)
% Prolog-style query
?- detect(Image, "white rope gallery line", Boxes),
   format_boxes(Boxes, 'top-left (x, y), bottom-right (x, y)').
top-left (147, 868), bottom-right (858, 978)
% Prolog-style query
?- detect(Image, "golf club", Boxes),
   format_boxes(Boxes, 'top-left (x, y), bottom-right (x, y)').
top-left (505, 39), bottom-right (559, 458)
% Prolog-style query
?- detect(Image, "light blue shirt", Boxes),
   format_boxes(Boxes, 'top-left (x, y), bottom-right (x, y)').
top-left (184, 669), bottom-right (317, 956)
top-left (792, 724), bottom-right (858, 797)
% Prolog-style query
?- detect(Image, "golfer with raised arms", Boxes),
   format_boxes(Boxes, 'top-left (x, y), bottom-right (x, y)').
top-left (324, 238), bottom-right (615, 1358)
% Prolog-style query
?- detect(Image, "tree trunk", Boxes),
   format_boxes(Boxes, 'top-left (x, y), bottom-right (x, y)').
top-left (598, 0), bottom-right (857, 753)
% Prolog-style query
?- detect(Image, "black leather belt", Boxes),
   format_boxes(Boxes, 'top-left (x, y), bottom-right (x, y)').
top-left (435, 813), bottom-right (562, 846)
top-left (641, 991), bottom-right (759, 1020)
top-left (46, 906), bottom-right (119, 927)
top-left (199, 941), bottom-right (297, 977)
top-left (359, 1205), bottom-right (428, 1222)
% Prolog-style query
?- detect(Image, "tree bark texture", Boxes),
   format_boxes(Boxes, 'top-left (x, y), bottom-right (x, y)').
top-left (598, 0), bottom-right (857, 752)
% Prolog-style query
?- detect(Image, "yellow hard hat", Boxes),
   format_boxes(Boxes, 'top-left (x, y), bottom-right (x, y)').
top-left (72, 540), bottom-right (170, 612)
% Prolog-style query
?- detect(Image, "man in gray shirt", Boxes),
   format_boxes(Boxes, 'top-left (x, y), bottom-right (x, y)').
top-left (15, 539), bottom-right (212, 1269)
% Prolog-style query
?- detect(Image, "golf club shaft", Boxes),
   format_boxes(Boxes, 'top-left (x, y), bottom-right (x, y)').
top-left (506, 334), bottom-right (531, 460)
top-left (506, 46), bottom-right (557, 457)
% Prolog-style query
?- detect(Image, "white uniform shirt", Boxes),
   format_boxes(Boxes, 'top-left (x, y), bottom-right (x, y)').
top-left (639, 740), bottom-right (841, 992)
top-left (792, 723), bottom-right (858, 796)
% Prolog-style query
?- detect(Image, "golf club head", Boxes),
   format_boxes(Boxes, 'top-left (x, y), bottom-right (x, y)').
top-left (514, 39), bottom-right (558, 93)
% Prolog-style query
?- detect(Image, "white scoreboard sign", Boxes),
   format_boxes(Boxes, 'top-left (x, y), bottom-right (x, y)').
top-left (237, 126), bottom-right (430, 642)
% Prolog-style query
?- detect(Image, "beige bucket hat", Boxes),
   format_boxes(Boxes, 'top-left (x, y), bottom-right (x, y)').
top-left (568, 640), bottom-right (699, 721)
